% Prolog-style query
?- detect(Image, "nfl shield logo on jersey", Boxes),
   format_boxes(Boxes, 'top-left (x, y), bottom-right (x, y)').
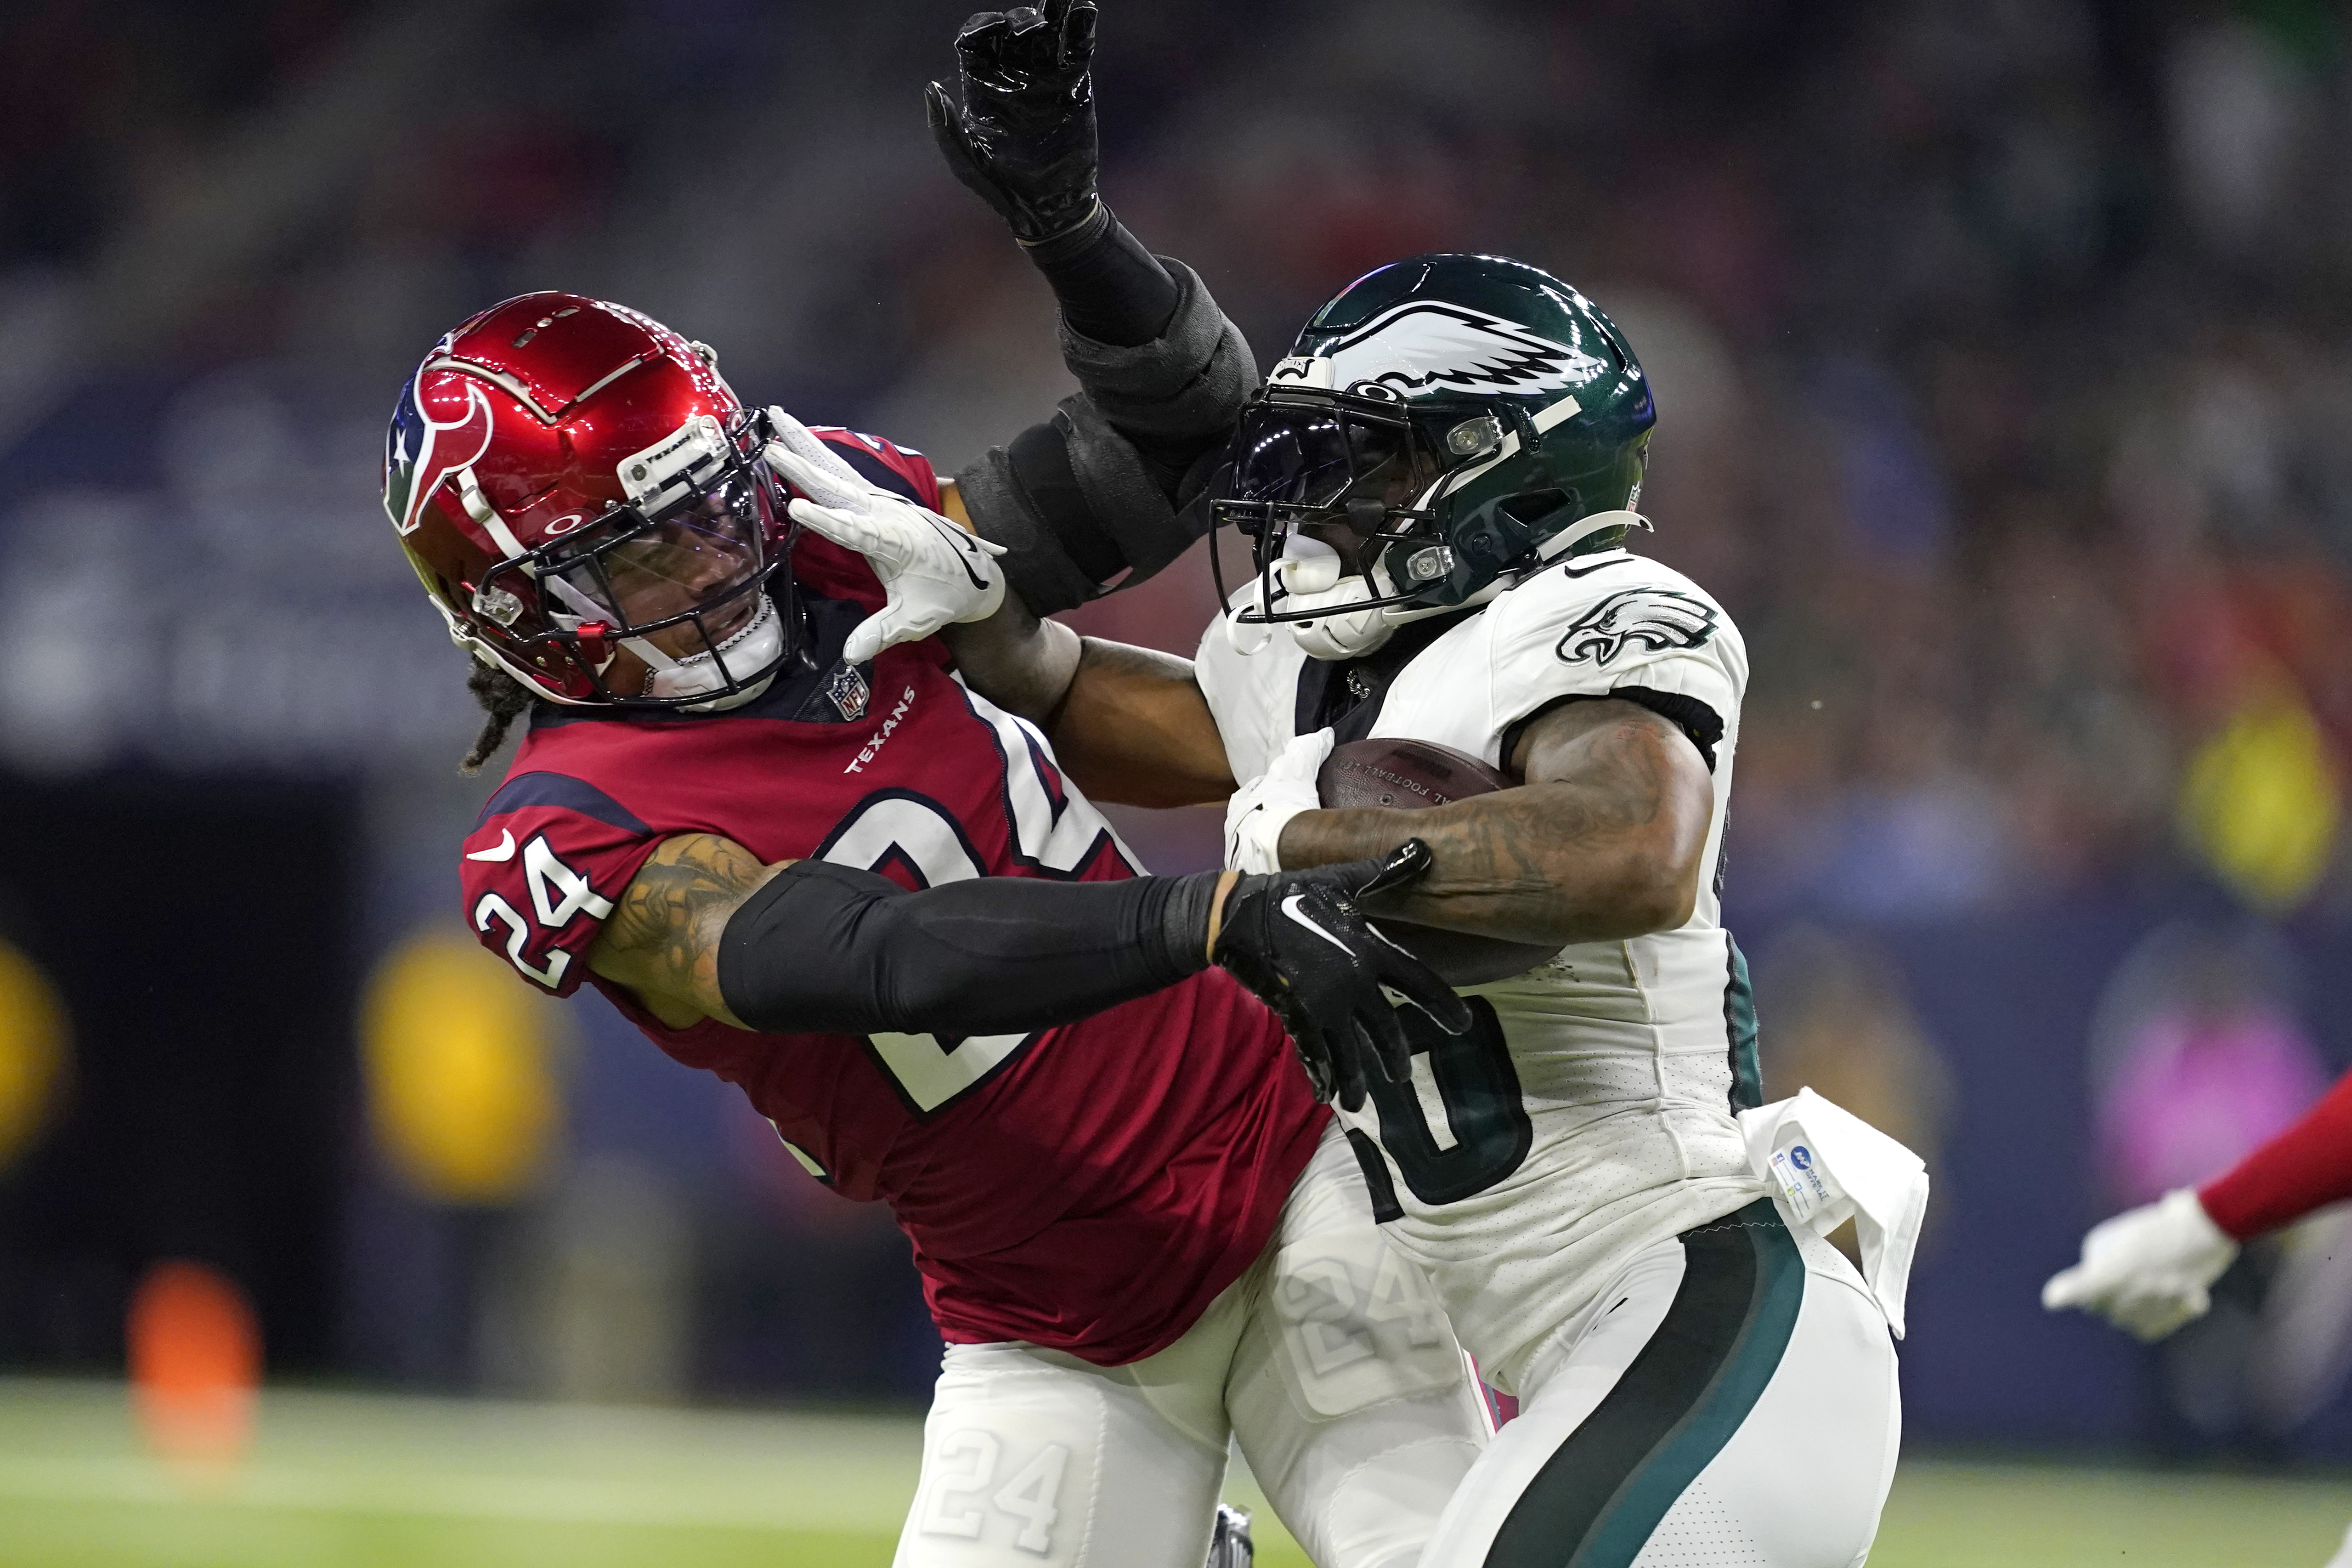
top-left (825, 662), bottom-right (871, 721)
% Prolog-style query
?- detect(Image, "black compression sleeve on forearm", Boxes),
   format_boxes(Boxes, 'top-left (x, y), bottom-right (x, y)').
top-left (716, 860), bottom-right (1221, 1037)
top-left (1022, 204), bottom-right (1180, 348)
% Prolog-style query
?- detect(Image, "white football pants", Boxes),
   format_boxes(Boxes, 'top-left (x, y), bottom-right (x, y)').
top-left (894, 1121), bottom-right (1489, 1568)
top-left (1417, 1199), bottom-right (1901, 1568)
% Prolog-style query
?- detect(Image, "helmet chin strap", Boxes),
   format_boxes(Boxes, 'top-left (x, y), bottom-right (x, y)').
top-left (1288, 574), bottom-right (1398, 661)
top-left (1534, 509), bottom-right (1650, 561)
top-left (653, 591), bottom-right (784, 710)
top-left (1272, 509), bottom-right (1654, 664)
top-left (542, 576), bottom-right (624, 675)
top-left (1224, 602), bottom-right (1278, 656)
top-left (1253, 528), bottom-right (1386, 660)
top-left (542, 574), bottom-right (783, 708)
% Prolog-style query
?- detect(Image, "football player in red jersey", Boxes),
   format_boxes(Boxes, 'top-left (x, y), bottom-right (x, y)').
top-left (381, 7), bottom-right (1492, 1566)
top-left (2044, 1069), bottom-right (2352, 1568)
top-left (2045, 1064), bottom-right (2352, 1338)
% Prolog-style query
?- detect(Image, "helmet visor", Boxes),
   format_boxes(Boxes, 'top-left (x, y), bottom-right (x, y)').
top-left (1210, 387), bottom-right (1500, 626)
top-left (545, 465), bottom-right (774, 644)
top-left (1227, 398), bottom-right (1442, 522)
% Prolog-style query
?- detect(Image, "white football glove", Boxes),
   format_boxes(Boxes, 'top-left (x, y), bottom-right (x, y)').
top-left (763, 407), bottom-right (1005, 666)
top-left (2041, 1188), bottom-right (2240, 1342)
top-left (1225, 729), bottom-right (1334, 874)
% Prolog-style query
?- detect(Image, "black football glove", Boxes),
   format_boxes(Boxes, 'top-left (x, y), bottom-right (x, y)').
top-left (924, 0), bottom-right (1101, 244)
top-left (1213, 840), bottom-right (1474, 1112)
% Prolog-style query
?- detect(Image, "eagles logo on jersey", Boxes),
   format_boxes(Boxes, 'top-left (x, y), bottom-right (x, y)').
top-left (1554, 587), bottom-right (1719, 668)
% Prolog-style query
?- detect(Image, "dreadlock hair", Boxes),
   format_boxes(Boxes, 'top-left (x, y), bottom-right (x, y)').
top-left (461, 657), bottom-right (539, 775)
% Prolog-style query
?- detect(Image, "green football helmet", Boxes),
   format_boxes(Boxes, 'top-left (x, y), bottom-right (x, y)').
top-left (1211, 253), bottom-right (1654, 654)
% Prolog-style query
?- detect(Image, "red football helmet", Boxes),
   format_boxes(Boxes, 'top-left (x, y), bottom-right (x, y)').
top-left (383, 291), bottom-right (799, 707)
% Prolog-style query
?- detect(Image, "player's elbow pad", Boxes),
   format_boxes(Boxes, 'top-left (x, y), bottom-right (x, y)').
top-left (715, 860), bottom-right (1216, 1038)
top-left (1056, 257), bottom-right (1258, 456)
top-left (957, 258), bottom-right (1256, 613)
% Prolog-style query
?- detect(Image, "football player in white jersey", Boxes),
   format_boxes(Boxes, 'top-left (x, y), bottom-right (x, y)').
top-left (918, 254), bottom-right (1911, 1567)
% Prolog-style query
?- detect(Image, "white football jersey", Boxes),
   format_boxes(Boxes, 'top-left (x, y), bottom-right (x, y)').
top-left (1194, 548), bottom-right (1771, 1394)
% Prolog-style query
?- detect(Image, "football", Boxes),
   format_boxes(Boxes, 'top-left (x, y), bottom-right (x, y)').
top-left (1316, 738), bottom-right (1563, 985)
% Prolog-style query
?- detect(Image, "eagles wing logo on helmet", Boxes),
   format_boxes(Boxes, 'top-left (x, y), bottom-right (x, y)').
top-left (1555, 588), bottom-right (1719, 668)
top-left (384, 373), bottom-right (494, 537)
top-left (1317, 301), bottom-right (1605, 397)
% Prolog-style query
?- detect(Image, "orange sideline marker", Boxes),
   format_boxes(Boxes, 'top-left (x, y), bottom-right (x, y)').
top-left (126, 1260), bottom-right (260, 1471)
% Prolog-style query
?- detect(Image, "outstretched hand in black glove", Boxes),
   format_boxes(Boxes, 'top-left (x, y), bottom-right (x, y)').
top-left (1213, 841), bottom-right (1474, 1112)
top-left (925, 0), bottom-right (1102, 244)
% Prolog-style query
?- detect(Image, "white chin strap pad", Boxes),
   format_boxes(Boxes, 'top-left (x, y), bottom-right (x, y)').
top-left (646, 592), bottom-right (784, 707)
top-left (1287, 576), bottom-right (1396, 661)
top-left (1278, 532), bottom-right (1344, 596)
top-left (1236, 509), bottom-right (1650, 664)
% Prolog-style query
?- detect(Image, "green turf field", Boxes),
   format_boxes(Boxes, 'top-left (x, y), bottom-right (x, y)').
top-left (0, 1379), bottom-right (2345, 1567)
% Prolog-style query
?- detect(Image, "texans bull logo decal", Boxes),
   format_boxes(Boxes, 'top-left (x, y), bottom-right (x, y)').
top-left (384, 370), bottom-right (494, 536)
top-left (1303, 301), bottom-right (1607, 398)
top-left (1555, 588), bottom-right (1718, 668)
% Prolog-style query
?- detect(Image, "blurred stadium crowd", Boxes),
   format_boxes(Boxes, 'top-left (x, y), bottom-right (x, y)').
top-left (3, 0), bottom-right (2352, 1459)
top-left (8, 0), bottom-right (2351, 912)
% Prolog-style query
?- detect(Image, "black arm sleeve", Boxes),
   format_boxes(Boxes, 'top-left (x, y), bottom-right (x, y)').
top-left (956, 255), bottom-right (1259, 613)
top-left (716, 860), bottom-right (1222, 1037)
top-left (1022, 202), bottom-right (1181, 349)
top-left (1054, 254), bottom-right (1257, 475)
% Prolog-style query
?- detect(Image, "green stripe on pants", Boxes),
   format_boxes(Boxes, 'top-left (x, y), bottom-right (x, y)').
top-left (1724, 933), bottom-right (1763, 1113)
top-left (1484, 1200), bottom-right (1806, 1568)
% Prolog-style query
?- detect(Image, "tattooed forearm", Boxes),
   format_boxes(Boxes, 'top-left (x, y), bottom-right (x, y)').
top-left (1275, 701), bottom-right (1713, 946)
top-left (588, 833), bottom-right (781, 1027)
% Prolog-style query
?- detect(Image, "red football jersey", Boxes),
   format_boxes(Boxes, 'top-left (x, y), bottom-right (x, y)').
top-left (457, 430), bottom-right (1324, 1365)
